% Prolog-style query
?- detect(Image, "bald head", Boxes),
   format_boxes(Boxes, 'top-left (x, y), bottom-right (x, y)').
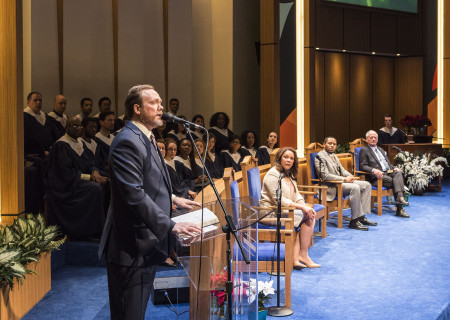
top-left (54, 95), bottom-right (67, 114)
top-left (66, 116), bottom-right (82, 139)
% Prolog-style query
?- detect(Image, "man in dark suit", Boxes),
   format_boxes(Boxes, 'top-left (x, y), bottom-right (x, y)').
top-left (98, 84), bottom-right (201, 320)
top-left (359, 130), bottom-right (410, 218)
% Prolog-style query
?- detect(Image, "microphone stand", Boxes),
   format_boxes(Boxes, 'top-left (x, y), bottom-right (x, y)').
top-left (184, 124), bottom-right (250, 320)
top-left (267, 173), bottom-right (294, 317)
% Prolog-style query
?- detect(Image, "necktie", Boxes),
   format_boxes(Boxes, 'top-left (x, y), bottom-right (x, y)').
top-left (374, 148), bottom-right (389, 171)
top-left (150, 134), bottom-right (163, 163)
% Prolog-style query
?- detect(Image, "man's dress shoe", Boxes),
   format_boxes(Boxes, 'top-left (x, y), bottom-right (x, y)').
top-left (395, 196), bottom-right (409, 206)
top-left (349, 219), bottom-right (369, 231)
top-left (359, 215), bottom-right (377, 226)
top-left (396, 208), bottom-right (410, 218)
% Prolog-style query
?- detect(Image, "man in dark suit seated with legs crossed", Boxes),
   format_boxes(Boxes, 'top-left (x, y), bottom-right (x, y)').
top-left (358, 130), bottom-right (410, 218)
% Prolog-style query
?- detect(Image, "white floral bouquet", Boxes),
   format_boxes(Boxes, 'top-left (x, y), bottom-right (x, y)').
top-left (246, 279), bottom-right (275, 311)
top-left (395, 151), bottom-right (448, 192)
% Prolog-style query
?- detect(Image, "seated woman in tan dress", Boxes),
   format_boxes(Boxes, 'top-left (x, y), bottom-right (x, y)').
top-left (260, 147), bottom-right (320, 269)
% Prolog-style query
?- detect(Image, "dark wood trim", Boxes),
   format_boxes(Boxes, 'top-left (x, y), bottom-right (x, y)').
top-left (112, 0), bottom-right (119, 115)
top-left (57, 0), bottom-right (63, 93)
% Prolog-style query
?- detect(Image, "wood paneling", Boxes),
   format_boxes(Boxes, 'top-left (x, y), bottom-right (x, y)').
top-left (313, 51), bottom-right (325, 142)
top-left (260, 0), bottom-right (280, 140)
top-left (315, 1), bottom-right (343, 50)
top-left (394, 57), bottom-right (423, 126)
top-left (349, 54), bottom-right (372, 139)
top-left (324, 53), bottom-right (349, 143)
top-left (444, 59), bottom-right (450, 147)
top-left (397, 14), bottom-right (422, 55)
top-left (372, 57), bottom-right (394, 128)
top-left (344, 9), bottom-right (370, 52)
top-left (371, 13), bottom-right (396, 54)
top-left (0, 0), bottom-right (24, 219)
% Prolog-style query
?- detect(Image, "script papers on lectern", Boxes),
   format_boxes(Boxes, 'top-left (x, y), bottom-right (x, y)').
top-left (172, 208), bottom-right (220, 243)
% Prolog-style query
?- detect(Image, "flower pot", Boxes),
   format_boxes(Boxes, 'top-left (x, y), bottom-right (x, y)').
top-left (258, 309), bottom-right (268, 320)
top-left (0, 252), bottom-right (51, 320)
top-left (412, 188), bottom-right (425, 196)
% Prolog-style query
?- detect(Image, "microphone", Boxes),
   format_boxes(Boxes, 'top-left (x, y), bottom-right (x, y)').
top-left (161, 113), bottom-right (204, 130)
top-left (276, 173), bottom-right (284, 200)
top-left (392, 146), bottom-right (403, 152)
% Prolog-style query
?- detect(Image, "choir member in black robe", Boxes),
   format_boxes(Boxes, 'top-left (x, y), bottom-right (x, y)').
top-left (241, 130), bottom-right (258, 157)
top-left (94, 111), bottom-right (115, 175)
top-left (191, 114), bottom-right (205, 140)
top-left (174, 138), bottom-right (206, 192)
top-left (163, 139), bottom-right (197, 199)
top-left (377, 115), bottom-right (406, 145)
top-left (74, 97), bottom-right (94, 122)
top-left (48, 94), bottom-right (68, 139)
top-left (93, 97), bottom-right (123, 132)
top-left (256, 131), bottom-right (278, 166)
top-left (220, 135), bottom-right (247, 172)
top-left (23, 92), bottom-right (58, 214)
top-left (208, 112), bottom-right (234, 155)
top-left (166, 115), bottom-right (187, 144)
top-left (46, 117), bottom-right (107, 238)
top-left (202, 133), bottom-right (223, 179)
top-left (24, 92), bottom-right (59, 159)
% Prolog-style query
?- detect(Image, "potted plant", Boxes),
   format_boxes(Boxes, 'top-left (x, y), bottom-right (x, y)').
top-left (395, 151), bottom-right (447, 194)
top-left (0, 214), bottom-right (65, 319)
top-left (248, 279), bottom-right (275, 320)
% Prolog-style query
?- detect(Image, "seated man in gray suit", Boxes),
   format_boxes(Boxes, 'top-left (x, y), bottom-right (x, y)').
top-left (358, 130), bottom-right (409, 218)
top-left (315, 137), bottom-right (376, 231)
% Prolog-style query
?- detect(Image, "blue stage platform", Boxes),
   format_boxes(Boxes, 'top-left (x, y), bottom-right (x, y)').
top-left (23, 181), bottom-right (450, 320)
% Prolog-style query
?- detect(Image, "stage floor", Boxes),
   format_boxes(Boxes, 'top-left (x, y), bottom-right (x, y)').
top-left (23, 181), bottom-right (450, 320)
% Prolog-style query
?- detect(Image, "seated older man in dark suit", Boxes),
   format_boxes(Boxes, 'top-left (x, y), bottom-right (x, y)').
top-left (358, 130), bottom-right (409, 218)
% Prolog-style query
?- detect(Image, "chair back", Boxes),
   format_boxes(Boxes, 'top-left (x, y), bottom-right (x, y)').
top-left (247, 167), bottom-right (262, 206)
top-left (349, 138), bottom-right (367, 173)
top-left (354, 147), bottom-right (362, 171)
top-left (305, 142), bottom-right (324, 185)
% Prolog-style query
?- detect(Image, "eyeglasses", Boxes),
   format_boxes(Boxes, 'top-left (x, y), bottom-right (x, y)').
top-left (69, 125), bottom-right (82, 128)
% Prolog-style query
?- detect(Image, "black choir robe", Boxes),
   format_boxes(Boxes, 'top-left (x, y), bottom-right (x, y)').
top-left (24, 112), bottom-right (58, 157)
top-left (255, 146), bottom-right (273, 166)
top-left (205, 152), bottom-right (223, 179)
top-left (377, 128), bottom-right (405, 145)
top-left (94, 134), bottom-right (113, 176)
top-left (208, 127), bottom-right (233, 155)
top-left (46, 136), bottom-right (104, 237)
top-left (219, 150), bottom-right (246, 172)
top-left (165, 160), bottom-right (194, 198)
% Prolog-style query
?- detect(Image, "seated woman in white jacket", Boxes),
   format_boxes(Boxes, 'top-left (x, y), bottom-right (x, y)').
top-left (260, 147), bottom-right (320, 269)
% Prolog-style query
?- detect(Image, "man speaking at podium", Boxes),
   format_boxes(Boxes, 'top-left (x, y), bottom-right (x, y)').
top-left (99, 84), bottom-right (201, 320)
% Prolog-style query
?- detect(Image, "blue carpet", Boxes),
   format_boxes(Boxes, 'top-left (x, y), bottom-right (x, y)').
top-left (24, 181), bottom-right (450, 319)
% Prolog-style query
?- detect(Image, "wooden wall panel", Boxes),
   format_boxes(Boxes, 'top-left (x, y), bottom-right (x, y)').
top-left (371, 13), bottom-right (396, 54)
top-left (260, 0), bottom-right (279, 140)
top-left (444, 60), bottom-right (450, 147)
top-left (324, 53), bottom-right (349, 143)
top-left (344, 9), bottom-right (370, 52)
top-left (315, 1), bottom-right (343, 50)
top-left (372, 57), bottom-right (394, 128)
top-left (349, 54), bottom-right (372, 140)
top-left (397, 14), bottom-right (422, 55)
top-left (0, 0), bottom-right (24, 220)
top-left (394, 57), bottom-right (423, 126)
top-left (313, 51), bottom-right (325, 142)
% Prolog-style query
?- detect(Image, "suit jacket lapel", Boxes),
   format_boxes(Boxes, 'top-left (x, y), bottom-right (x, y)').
top-left (129, 122), bottom-right (172, 191)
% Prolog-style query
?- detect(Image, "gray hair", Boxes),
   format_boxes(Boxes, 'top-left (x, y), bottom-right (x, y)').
top-left (365, 130), bottom-right (378, 139)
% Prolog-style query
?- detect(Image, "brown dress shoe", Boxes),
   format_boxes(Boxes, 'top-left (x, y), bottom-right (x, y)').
top-left (395, 208), bottom-right (410, 218)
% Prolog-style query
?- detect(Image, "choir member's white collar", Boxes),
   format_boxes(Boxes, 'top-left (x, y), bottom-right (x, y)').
top-left (24, 107), bottom-right (46, 126)
top-left (207, 151), bottom-right (215, 162)
top-left (195, 157), bottom-right (204, 168)
top-left (260, 145), bottom-right (274, 154)
top-left (211, 126), bottom-right (228, 137)
top-left (222, 150), bottom-right (240, 164)
top-left (174, 155), bottom-right (191, 169)
top-left (59, 134), bottom-right (84, 156)
top-left (379, 126), bottom-right (398, 136)
top-left (165, 158), bottom-right (176, 170)
top-left (81, 137), bottom-right (97, 154)
top-left (48, 111), bottom-right (67, 127)
top-left (95, 131), bottom-right (114, 146)
top-left (242, 146), bottom-right (257, 157)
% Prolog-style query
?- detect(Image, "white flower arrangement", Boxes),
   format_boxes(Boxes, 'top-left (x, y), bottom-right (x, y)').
top-left (246, 279), bottom-right (275, 310)
top-left (395, 151), bottom-right (448, 193)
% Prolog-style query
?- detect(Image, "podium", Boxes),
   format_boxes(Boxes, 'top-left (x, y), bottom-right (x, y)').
top-left (178, 197), bottom-right (272, 319)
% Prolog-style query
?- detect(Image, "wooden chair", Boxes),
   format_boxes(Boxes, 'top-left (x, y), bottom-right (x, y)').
top-left (223, 167), bottom-right (294, 308)
top-left (305, 142), bottom-right (351, 229)
top-left (349, 138), bottom-right (394, 216)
